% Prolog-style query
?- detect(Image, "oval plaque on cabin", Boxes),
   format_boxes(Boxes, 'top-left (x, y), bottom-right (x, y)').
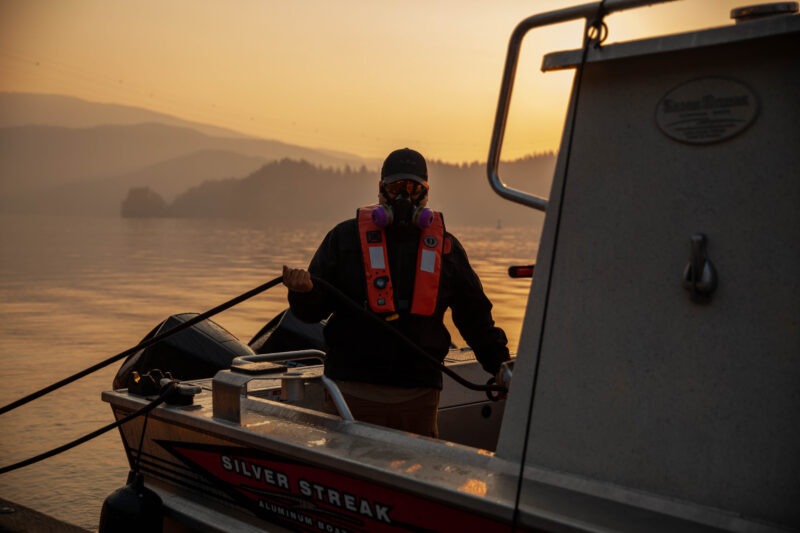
top-left (656, 77), bottom-right (758, 144)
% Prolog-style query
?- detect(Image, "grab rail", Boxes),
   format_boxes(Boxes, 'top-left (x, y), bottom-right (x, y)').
top-left (231, 349), bottom-right (325, 369)
top-left (321, 376), bottom-right (354, 421)
top-left (487, 0), bottom-right (677, 211)
top-left (214, 349), bottom-right (354, 423)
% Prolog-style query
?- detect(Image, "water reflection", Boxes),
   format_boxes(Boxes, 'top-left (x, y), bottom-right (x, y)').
top-left (0, 214), bottom-right (539, 529)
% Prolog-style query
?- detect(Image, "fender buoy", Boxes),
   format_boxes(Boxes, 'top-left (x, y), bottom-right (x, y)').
top-left (99, 471), bottom-right (162, 532)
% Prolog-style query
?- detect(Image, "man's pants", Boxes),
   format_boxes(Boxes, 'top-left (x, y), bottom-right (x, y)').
top-left (324, 389), bottom-right (440, 438)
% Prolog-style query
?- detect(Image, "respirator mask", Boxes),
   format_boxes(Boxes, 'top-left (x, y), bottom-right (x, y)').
top-left (372, 179), bottom-right (433, 229)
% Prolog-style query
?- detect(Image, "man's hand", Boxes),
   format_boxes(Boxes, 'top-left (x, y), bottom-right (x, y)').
top-left (494, 361), bottom-right (513, 399)
top-left (283, 265), bottom-right (313, 293)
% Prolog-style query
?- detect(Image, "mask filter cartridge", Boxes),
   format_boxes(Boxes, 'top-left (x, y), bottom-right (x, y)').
top-left (372, 205), bottom-right (393, 227)
top-left (372, 204), bottom-right (432, 229)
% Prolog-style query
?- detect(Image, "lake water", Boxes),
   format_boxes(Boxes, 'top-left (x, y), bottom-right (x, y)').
top-left (0, 213), bottom-right (539, 531)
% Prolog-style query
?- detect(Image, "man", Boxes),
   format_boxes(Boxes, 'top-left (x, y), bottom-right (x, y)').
top-left (283, 147), bottom-right (509, 437)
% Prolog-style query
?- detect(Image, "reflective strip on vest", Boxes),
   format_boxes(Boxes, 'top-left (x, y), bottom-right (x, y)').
top-left (357, 205), bottom-right (443, 316)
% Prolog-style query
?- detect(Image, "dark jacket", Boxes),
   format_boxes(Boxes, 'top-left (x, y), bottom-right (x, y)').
top-left (288, 216), bottom-right (509, 389)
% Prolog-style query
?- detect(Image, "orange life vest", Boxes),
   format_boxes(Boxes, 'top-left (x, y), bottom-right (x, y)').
top-left (357, 205), bottom-right (445, 316)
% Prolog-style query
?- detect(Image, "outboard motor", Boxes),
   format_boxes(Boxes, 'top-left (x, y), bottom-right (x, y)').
top-left (249, 308), bottom-right (326, 355)
top-left (113, 313), bottom-right (254, 389)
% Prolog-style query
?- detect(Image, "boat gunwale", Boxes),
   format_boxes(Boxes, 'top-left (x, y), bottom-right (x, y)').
top-left (103, 387), bottom-right (520, 523)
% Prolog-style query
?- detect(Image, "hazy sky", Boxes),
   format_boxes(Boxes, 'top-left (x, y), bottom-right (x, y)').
top-left (1, 0), bottom-right (744, 162)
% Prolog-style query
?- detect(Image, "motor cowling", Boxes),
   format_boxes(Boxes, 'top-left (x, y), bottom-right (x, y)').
top-left (112, 313), bottom-right (254, 389)
top-left (248, 308), bottom-right (326, 356)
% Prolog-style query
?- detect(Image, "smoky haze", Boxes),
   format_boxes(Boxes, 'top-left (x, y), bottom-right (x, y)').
top-left (1, 93), bottom-right (554, 227)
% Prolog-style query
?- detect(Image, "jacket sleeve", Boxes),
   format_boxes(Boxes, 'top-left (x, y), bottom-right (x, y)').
top-left (287, 227), bottom-right (339, 323)
top-left (448, 235), bottom-right (511, 376)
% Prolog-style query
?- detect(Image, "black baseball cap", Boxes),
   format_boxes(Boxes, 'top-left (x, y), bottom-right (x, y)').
top-left (380, 148), bottom-right (428, 184)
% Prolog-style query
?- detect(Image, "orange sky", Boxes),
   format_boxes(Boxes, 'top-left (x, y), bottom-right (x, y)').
top-left (1, 0), bottom-right (745, 162)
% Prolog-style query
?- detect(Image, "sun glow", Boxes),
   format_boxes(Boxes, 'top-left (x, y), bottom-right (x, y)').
top-left (0, 0), bottom-right (745, 162)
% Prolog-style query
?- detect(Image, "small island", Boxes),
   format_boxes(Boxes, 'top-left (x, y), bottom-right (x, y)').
top-left (121, 186), bottom-right (167, 218)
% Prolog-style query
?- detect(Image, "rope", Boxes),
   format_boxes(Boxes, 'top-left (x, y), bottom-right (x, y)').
top-left (134, 411), bottom-right (150, 473)
top-left (1, 270), bottom-right (504, 417)
top-left (0, 276), bottom-right (284, 416)
top-left (0, 382), bottom-right (174, 475)
top-left (0, 259), bottom-right (510, 474)
top-left (0, 271), bottom-right (506, 474)
top-left (510, 2), bottom-right (607, 530)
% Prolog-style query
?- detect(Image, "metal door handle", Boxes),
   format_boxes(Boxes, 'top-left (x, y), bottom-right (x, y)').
top-left (682, 234), bottom-right (717, 300)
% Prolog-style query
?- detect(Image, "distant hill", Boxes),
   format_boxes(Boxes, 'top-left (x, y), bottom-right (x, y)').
top-left (430, 155), bottom-right (554, 227)
top-left (108, 149), bottom-right (269, 201)
top-left (10, 149), bottom-right (269, 217)
top-left (156, 154), bottom-right (555, 228)
top-left (0, 122), bottom-right (376, 198)
top-left (0, 92), bottom-right (251, 138)
top-left (167, 159), bottom-right (376, 225)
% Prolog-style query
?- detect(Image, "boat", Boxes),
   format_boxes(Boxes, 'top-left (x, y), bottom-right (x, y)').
top-left (101, 1), bottom-right (800, 531)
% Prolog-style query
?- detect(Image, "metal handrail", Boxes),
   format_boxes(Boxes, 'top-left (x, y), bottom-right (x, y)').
top-left (231, 349), bottom-right (326, 367)
top-left (218, 349), bottom-right (354, 422)
top-left (321, 376), bottom-right (354, 421)
top-left (487, 0), bottom-right (677, 211)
